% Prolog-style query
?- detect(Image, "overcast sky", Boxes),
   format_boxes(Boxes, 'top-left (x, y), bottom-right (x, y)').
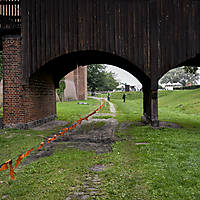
top-left (105, 64), bottom-right (142, 89)
top-left (105, 65), bottom-right (200, 88)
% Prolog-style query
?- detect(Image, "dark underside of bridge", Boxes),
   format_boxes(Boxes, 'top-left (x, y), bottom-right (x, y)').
top-left (1, 0), bottom-right (200, 128)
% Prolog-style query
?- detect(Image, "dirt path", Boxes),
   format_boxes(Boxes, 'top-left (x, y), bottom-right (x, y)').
top-left (21, 98), bottom-right (119, 199)
top-left (20, 98), bottom-right (118, 199)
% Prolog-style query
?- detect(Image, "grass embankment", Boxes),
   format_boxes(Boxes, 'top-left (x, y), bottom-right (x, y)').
top-left (0, 90), bottom-right (200, 199)
top-left (108, 89), bottom-right (200, 199)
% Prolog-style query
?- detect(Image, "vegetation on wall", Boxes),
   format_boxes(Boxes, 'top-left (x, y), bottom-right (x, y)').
top-left (56, 77), bottom-right (66, 101)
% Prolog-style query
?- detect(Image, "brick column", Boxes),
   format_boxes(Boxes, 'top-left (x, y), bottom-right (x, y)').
top-left (2, 35), bottom-right (25, 127)
top-left (74, 66), bottom-right (87, 100)
top-left (2, 35), bottom-right (56, 129)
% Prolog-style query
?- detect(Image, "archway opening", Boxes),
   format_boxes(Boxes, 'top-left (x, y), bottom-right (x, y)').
top-left (55, 63), bottom-right (143, 124)
top-left (33, 50), bottom-right (148, 127)
top-left (158, 62), bottom-right (200, 127)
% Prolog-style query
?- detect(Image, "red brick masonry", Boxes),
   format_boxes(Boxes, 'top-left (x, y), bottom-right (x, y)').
top-left (64, 66), bottom-right (87, 101)
top-left (3, 35), bottom-right (56, 129)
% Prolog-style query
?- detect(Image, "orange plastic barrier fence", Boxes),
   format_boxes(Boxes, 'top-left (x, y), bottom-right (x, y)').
top-left (0, 100), bottom-right (106, 180)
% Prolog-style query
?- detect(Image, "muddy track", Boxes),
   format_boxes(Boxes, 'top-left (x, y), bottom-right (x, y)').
top-left (21, 116), bottom-right (119, 167)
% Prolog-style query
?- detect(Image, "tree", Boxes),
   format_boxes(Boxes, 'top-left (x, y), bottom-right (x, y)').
top-left (87, 64), bottom-right (119, 93)
top-left (160, 67), bottom-right (199, 86)
top-left (184, 66), bottom-right (198, 74)
top-left (56, 77), bottom-right (66, 101)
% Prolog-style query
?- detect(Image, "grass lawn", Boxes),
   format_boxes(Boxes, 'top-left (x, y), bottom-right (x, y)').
top-left (56, 98), bottom-right (101, 124)
top-left (0, 90), bottom-right (200, 199)
top-left (108, 89), bottom-right (200, 199)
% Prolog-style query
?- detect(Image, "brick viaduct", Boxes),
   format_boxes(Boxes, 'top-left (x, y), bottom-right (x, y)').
top-left (1, 0), bottom-right (200, 128)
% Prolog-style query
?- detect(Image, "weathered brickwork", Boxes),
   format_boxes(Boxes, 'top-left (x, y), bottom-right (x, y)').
top-left (74, 66), bottom-right (87, 100)
top-left (3, 35), bottom-right (56, 129)
top-left (64, 66), bottom-right (87, 101)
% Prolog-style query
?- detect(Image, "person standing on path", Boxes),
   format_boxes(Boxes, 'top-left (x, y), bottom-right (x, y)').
top-left (107, 92), bottom-right (111, 101)
top-left (122, 93), bottom-right (126, 102)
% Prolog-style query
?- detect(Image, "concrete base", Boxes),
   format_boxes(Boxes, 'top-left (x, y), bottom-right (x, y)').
top-left (3, 114), bottom-right (57, 129)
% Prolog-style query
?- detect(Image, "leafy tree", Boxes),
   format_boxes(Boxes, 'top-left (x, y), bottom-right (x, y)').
top-left (0, 51), bottom-right (2, 81)
top-left (56, 77), bottom-right (66, 101)
top-left (184, 66), bottom-right (198, 74)
top-left (87, 64), bottom-right (119, 93)
top-left (100, 72), bottom-right (119, 91)
top-left (160, 67), bottom-right (199, 86)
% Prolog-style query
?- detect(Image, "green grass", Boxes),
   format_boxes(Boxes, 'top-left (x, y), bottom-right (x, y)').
top-left (110, 91), bottom-right (143, 100)
top-left (92, 115), bottom-right (113, 119)
top-left (158, 89), bottom-right (200, 128)
top-left (0, 98), bottom-right (102, 199)
top-left (1, 90), bottom-right (200, 199)
top-left (56, 98), bottom-right (100, 124)
top-left (97, 101), bottom-right (111, 114)
top-left (1, 148), bottom-right (97, 200)
top-left (105, 89), bottom-right (200, 199)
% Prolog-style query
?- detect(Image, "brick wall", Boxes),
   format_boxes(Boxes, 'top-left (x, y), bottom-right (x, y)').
top-left (64, 66), bottom-right (87, 101)
top-left (64, 70), bottom-right (78, 101)
top-left (74, 66), bottom-right (87, 100)
top-left (3, 35), bottom-right (56, 129)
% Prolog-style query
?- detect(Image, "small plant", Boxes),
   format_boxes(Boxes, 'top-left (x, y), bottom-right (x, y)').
top-left (92, 115), bottom-right (113, 119)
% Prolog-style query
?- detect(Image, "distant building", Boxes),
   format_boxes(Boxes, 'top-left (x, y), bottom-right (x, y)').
top-left (63, 66), bottom-right (87, 101)
top-left (161, 82), bottom-right (182, 90)
top-left (116, 84), bottom-right (138, 92)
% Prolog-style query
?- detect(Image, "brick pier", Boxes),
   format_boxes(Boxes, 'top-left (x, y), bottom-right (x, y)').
top-left (2, 35), bottom-right (56, 129)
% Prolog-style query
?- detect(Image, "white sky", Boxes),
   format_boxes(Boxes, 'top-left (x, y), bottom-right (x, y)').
top-left (105, 64), bottom-right (142, 89)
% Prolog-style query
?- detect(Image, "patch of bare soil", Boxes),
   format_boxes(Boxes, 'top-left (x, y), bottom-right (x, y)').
top-left (32, 120), bottom-right (68, 131)
top-left (21, 116), bottom-right (181, 167)
top-left (20, 118), bottom-right (119, 167)
top-left (153, 121), bottom-right (182, 129)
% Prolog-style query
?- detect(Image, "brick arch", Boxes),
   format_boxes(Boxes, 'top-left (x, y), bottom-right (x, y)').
top-left (32, 50), bottom-right (155, 126)
top-left (3, 37), bottom-right (158, 129)
top-left (37, 50), bottom-right (149, 88)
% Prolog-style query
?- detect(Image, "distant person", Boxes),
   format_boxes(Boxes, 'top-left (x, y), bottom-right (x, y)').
top-left (122, 93), bottom-right (126, 102)
top-left (107, 92), bottom-right (111, 101)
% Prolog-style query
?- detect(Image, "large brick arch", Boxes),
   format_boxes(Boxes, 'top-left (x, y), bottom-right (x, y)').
top-left (38, 50), bottom-right (149, 88)
top-left (3, 0), bottom-right (200, 127)
top-left (3, 39), bottom-right (151, 129)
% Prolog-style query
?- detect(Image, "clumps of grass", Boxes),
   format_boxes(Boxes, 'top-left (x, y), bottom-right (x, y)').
top-left (97, 101), bottom-right (110, 113)
top-left (81, 121), bottom-right (105, 132)
top-left (92, 115), bottom-right (113, 119)
top-left (110, 91), bottom-right (143, 100)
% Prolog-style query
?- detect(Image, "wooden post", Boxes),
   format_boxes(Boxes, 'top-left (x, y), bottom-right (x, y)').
top-left (142, 84), bottom-right (151, 123)
top-left (151, 90), bottom-right (159, 127)
top-left (142, 84), bottom-right (159, 127)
